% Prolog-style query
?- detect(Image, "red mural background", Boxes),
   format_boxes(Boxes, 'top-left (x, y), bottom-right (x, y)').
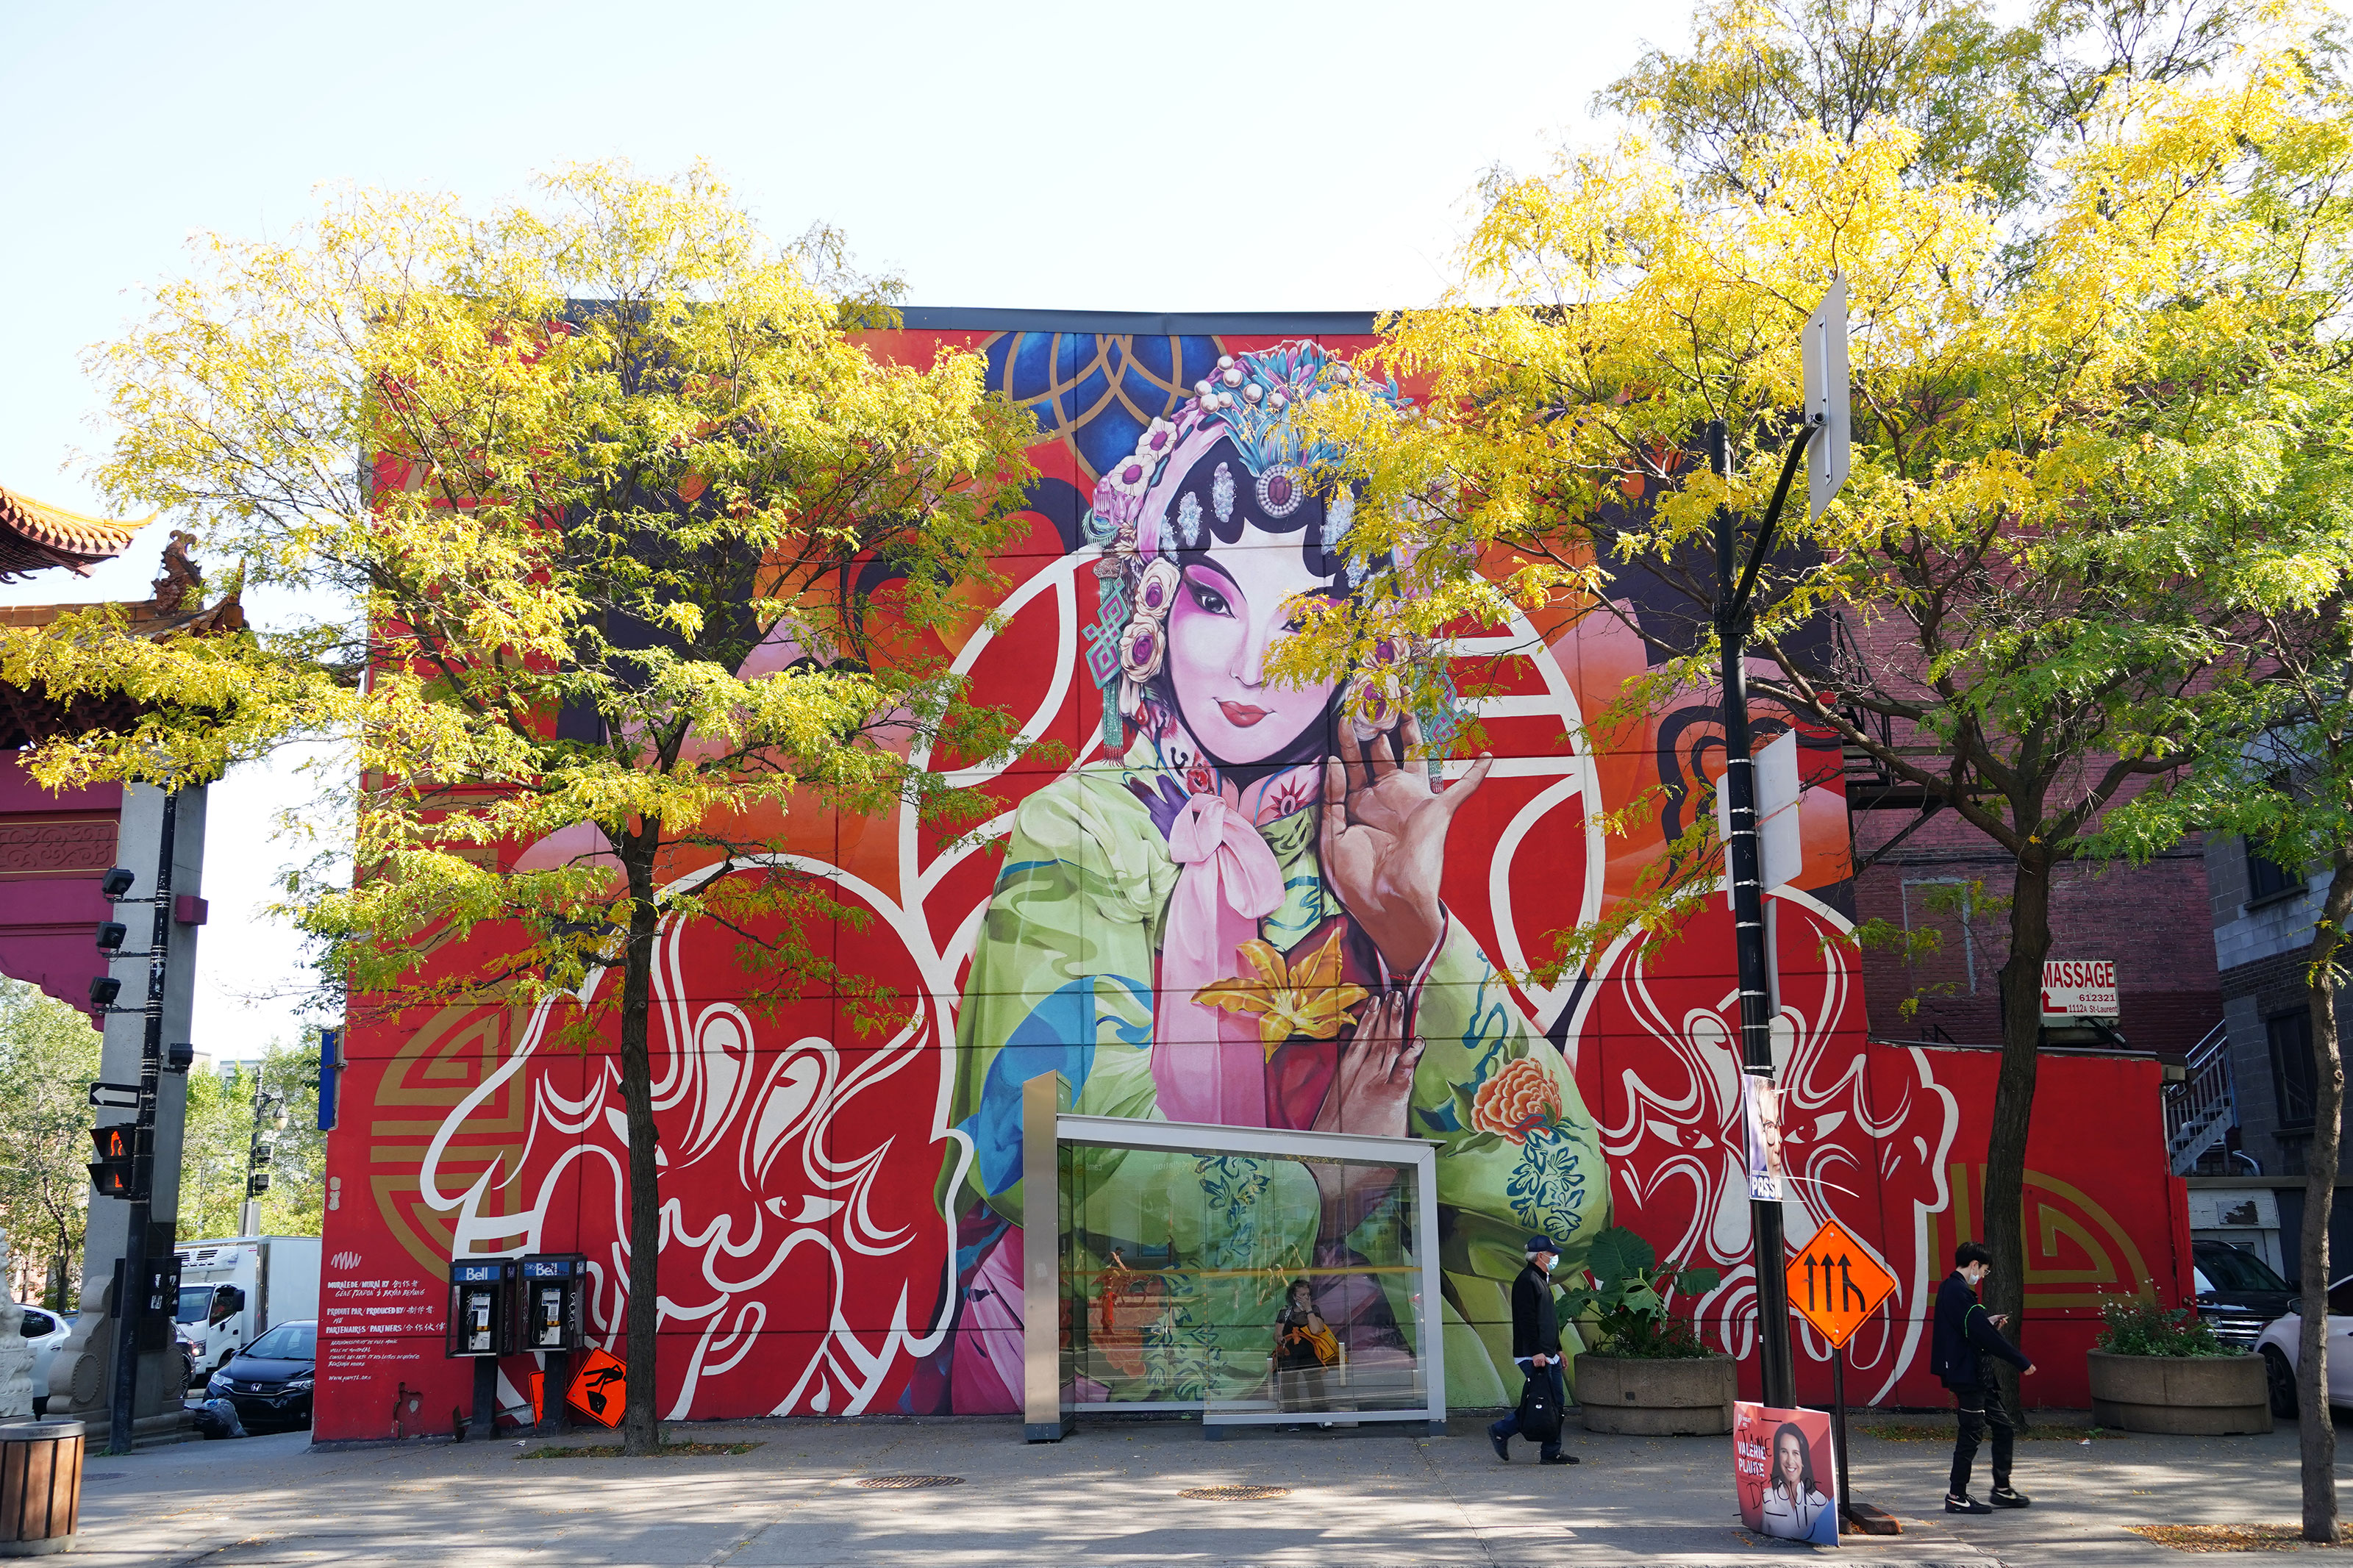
top-left (314, 320), bottom-right (2188, 1439)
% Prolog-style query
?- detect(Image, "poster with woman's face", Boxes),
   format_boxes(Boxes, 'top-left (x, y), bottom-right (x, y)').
top-left (1734, 1401), bottom-right (1838, 1544)
top-left (1743, 1075), bottom-right (1787, 1201)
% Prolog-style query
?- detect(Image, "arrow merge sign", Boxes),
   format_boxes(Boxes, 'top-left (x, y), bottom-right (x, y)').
top-left (1785, 1219), bottom-right (1897, 1349)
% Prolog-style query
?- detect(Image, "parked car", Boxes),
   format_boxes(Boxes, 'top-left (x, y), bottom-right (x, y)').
top-left (2252, 1277), bottom-right (2353, 1417)
top-left (15, 1306), bottom-right (71, 1418)
top-left (203, 1320), bottom-right (314, 1432)
top-left (2193, 1239), bottom-right (2299, 1347)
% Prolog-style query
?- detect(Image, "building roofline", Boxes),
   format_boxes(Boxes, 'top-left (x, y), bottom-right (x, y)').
top-left (890, 308), bottom-right (1382, 336)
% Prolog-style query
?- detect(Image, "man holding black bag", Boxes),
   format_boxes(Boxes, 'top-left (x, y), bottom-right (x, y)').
top-left (1488, 1234), bottom-right (1579, 1465)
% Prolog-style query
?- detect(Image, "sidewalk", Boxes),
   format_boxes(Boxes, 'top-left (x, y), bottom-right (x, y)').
top-left (64, 1410), bottom-right (2340, 1567)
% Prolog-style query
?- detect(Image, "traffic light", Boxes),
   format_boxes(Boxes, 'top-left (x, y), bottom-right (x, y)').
top-left (87, 976), bottom-right (120, 1008)
top-left (94, 921), bottom-right (126, 951)
top-left (249, 1142), bottom-right (274, 1169)
top-left (246, 1172), bottom-right (271, 1198)
top-left (88, 1125), bottom-right (138, 1200)
top-left (99, 867), bottom-right (135, 899)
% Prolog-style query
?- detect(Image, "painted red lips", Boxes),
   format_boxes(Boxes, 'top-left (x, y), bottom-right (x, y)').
top-left (1215, 701), bottom-right (1272, 728)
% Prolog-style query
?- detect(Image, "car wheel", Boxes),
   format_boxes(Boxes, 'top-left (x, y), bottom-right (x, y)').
top-left (2263, 1346), bottom-right (2299, 1419)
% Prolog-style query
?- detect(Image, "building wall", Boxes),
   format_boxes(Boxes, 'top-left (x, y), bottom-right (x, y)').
top-left (313, 319), bottom-right (2191, 1438)
top-left (1854, 805), bottom-right (2219, 1061)
top-left (2205, 834), bottom-right (2353, 1178)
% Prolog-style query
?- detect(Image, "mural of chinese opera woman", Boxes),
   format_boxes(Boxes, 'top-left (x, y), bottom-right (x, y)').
top-left (929, 343), bottom-right (1608, 1412)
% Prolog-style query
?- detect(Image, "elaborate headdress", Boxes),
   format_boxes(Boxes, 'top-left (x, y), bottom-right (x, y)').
top-left (1077, 341), bottom-right (1454, 759)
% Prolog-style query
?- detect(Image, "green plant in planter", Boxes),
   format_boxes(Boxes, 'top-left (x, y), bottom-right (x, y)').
top-left (2093, 1292), bottom-right (2237, 1358)
top-left (1560, 1225), bottom-right (1722, 1359)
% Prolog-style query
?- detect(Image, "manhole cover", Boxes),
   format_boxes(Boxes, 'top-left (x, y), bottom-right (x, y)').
top-left (1179, 1485), bottom-right (1291, 1501)
top-left (854, 1475), bottom-right (966, 1490)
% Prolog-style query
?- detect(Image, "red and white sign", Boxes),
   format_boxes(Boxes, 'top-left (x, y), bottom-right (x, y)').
top-left (2042, 959), bottom-right (2118, 1021)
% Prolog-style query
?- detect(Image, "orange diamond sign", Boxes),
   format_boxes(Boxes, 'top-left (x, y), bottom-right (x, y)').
top-left (1786, 1220), bottom-right (1897, 1349)
top-left (565, 1347), bottom-right (628, 1428)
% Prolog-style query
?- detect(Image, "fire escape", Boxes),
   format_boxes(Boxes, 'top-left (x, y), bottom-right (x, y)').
top-left (2164, 1021), bottom-right (2239, 1175)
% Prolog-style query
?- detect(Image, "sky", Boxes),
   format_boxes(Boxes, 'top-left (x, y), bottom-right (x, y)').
top-left (0, 0), bottom-right (1692, 1053)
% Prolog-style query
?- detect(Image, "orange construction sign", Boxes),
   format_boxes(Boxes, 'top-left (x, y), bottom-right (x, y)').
top-left (1785, 1220), bottom-right (1897, 1349)
top-left (565, 1347), bottom-right (627, 1428)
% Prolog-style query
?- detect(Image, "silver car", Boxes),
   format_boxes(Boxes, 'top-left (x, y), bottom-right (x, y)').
top-left (15, 1306), bottom-right (71, 1418)
top-left (2252, 1277), bottom-right (2353, 1417)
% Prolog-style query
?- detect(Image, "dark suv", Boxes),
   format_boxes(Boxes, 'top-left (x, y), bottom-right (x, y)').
top-left (204, 1320), bottom-right (315, 1431)
top-left (2193, 1239), bottom-right (2297, 1347)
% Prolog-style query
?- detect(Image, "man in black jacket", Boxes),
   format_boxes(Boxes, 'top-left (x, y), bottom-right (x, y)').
top-left (1932, 1241), bottom-right (2036, 1514)
top-left (1488, 1235), bottom-right (1579, 1465)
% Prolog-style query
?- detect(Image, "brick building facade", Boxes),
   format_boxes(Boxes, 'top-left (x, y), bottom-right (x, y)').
top-left (1852, 805), bottom-right (2221, 1062)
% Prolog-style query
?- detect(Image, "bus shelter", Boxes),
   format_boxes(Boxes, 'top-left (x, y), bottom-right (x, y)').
top-left (1018, 1072), bottom-right (1446, 1440)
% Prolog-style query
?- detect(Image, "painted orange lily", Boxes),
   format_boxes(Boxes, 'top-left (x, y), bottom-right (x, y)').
top-left (1192, 928), bottom-right (1369, 1056)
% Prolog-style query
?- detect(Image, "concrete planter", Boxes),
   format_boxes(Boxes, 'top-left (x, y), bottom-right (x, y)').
top-left (2088, 1350), bottom-right (2271, 1435)
top-left (1574, 1353), bottom-right (1736, 1435)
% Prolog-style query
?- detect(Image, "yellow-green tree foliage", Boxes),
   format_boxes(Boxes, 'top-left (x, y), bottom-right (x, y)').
top-left (178, 1039), bottom-right (325, 1244)
top-left (1285, 35), bottom-right (2351, 1342)
top-left (1, 162), bottom-right (1038, 1450)
top-left (0, 981), bottom-right (101, 1310)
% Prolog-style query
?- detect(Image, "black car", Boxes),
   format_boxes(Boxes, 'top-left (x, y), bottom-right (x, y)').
top-left (2193, 1239), bottom-right (2298, 1347)
top-left (205, 1320), bottom-right (314, 1431)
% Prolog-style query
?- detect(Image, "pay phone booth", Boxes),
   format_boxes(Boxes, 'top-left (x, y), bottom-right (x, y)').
top-left (516, 1253), bottom-right (588, 1431)
top-left (445, 1258), bottom-right (513, 1436)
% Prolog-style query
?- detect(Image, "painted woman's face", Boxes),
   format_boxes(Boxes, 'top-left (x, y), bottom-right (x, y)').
top-left (1165, 520), bottom-right (1340, 766)
top-left (1776, 1431), bottom-right (1804, 1487)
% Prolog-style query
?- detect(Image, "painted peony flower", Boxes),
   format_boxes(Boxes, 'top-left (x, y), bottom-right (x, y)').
top-left (1473, 1056), bottom-right (1563, 1145)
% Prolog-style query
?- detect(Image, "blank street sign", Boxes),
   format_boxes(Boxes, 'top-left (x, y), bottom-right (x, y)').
top-left (1804, 275), bottom-right (1851, 521)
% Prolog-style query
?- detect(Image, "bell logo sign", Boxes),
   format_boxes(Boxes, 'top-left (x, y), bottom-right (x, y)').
top-left (2041, 959), bottom-right (2118, 1023)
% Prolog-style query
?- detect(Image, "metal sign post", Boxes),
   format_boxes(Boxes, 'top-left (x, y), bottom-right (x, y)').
top-left (1786, 1220), bottom-right (1902, 1535)
top-left (1714, 276), bottom-right (1851, 1411)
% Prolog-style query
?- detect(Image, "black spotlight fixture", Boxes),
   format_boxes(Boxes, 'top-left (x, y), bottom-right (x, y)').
top-left (95, 921), bottom-right (127, 951)
top-left (165, 1042), bottom-right (196, 1073)
top-left (87, 975), bottom-right (121, 1008)
top-left (99, 867), bottom-right (136, 899)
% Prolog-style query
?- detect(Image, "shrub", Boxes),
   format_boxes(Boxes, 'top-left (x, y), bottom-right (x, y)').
top-left (2094, 1293), bottom-right (2236, 1358)
top-left (1561, 1225), bottom-right (1722, 1359)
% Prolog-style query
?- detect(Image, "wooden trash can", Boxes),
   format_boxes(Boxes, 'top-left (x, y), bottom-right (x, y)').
top-left (0, 1420), bottom-right (82, 1556)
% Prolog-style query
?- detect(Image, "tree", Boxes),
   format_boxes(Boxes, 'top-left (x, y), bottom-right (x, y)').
top-left (1288, 40), bottom-right (2344, 1392)
top-left (0, 981), bottom-right (101, 1309)
top-left (1, 162), bottom-right (1038, 1453)
top-left (2093, 348), bottom-right (2353, 1542)
top-left (178, 1039), bottom-right (326, 1243)
top-left (1599, 0), bottom-right (2280, 211)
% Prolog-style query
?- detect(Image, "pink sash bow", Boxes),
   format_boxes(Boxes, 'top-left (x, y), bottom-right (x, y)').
top-left (1153, 792), bottom-right (1285, 1126)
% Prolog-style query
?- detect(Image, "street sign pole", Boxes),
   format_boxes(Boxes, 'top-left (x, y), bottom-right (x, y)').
top-left (1787, 1220), bottom-right (1902, 1536)
top-left (1832, 1346), bottom-right (1851, 1524)
top-left (1718, 276), bottom-right (1851, 1412)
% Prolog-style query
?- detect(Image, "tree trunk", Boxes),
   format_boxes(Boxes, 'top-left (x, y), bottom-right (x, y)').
top-left (618, 837), bottom-right (665, 1457)
top-left (1984, 851), bottom-right (2054, 1408)
top-left (2299, 853), bottom-right (2352, 1542)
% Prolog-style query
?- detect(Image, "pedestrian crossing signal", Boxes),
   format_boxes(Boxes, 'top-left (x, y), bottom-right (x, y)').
top-left (88, 1125), bottom-right (139, 1200)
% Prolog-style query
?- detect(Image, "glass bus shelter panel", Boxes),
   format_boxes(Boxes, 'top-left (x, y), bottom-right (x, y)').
top-left (1059, 1141), bottom-right (1431, 1422)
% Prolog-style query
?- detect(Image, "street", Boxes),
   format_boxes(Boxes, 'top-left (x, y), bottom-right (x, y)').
top-left (62, 1412), bottom-right (2336, 1567)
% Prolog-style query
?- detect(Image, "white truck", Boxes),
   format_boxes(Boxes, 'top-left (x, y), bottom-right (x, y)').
top-left (172, 1236), bottom-right (321, 1384)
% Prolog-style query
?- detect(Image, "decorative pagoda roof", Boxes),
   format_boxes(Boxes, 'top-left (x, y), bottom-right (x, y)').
top-left (0, 531), bottom-right (245, 751)
top-left (0, 483), bottom-right (151, 581)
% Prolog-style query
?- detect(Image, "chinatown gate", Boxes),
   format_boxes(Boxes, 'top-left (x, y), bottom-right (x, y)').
top-left (311, 312), bottom-right (2192, 1441)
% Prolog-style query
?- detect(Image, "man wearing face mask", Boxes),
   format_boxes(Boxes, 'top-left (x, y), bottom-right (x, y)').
top-left (1488, 1235), bottom-right (1579, 1465)
top-left (1932, 1241), bottom-right (2035, 1514)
